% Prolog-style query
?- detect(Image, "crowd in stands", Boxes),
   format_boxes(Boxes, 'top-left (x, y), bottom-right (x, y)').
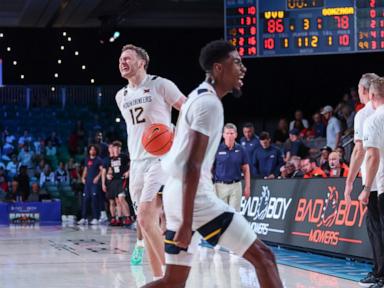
top-left (0, 86), bottom-right (362, 223)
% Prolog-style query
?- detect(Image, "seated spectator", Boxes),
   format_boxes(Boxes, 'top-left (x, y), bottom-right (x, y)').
top-left (253, 132), bottom-right (284, 179)
top-left (69, 162), bottom-right (83, 193)
top-left (13, 165), bottom-right (30, 201)
top-left (240, 122), bottom-right (259, 177)
top-left (27, 183), bottom-right (41, 202)
top-left (279, 161), bottom-right (303, 178)
top-left (6, 154), bottom-right (19, 181)
top-left (3, 129), bottom-right (16, 145)
top-left (2, 141), bottom-right (14, 160)
top-left (340, 103), bottom-right (355, 130)
top-left (0, 161), bottom-right (5, 170)
top-left (0, 167), bottom-right (9, 194)
top-left (45, 131), bottom-right (61, 147)
top-left (273, 118), bottom-right (289, 145)
top-left (335, 146), bottom-right (348, 164)
top-left (328, 151), bottom-right (349, 177)
top-left (18, 129), bottom-right (32, 148)
top-left (312, 112), bottom-right (326, 138)
top-left (45, 141), bottom-right (57, 157)
top-left (39, 164), bottom-right (55, 188)
top-left (33, 137), bottom-right (46, 158)
top-left (289, 110), bottom-right (309, 131)
top-left (301, 158), bottom-right (327, 178)
top-left (319, 146), bottom-right (332, 175)
top-left (18, 145), bottom-right (35, 176)
top-left (55, 161), bottom-right (69, 184)
top-left (283, 129), bottom-right (309, 160)
top-left (35, 159), bottom-right (47, 178)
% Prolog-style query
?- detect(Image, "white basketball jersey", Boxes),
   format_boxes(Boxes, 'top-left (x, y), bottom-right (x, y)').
top-left (162, 82), bottom-right (224, 193)
top-left (116, 74), bottom-right (183, 161)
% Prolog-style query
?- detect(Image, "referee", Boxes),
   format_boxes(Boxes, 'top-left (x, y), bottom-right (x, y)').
top-left (213, 123), bottom-right (250, 212)
top-left (362, 77), bottom-right (384, 288)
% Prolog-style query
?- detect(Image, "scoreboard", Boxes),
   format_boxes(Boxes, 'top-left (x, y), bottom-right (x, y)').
top-left (225, 0), bottom-right (384, 57)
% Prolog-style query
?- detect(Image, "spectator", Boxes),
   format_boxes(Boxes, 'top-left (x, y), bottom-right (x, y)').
top-left (55, 161), bottom-right (69, 184)
top-left (94, 131), bottom-right (109, 160)
top-left (273, 118), bottom-right (289, 145)
top-left (335, 146), bottom-right (348, 164)
top-left (39, 164), bottom-right (55, 188)
top-left (13, 165), bottom-right (30, 201)
top-left (17, 145), bottom-right (35, 176)
top-left (319, 146), bottom-right (332, 175)
top-left (240, 122), bottom-right (259, 177)
top-left (2, 140), bottom-right (14, 160)
top-left (213, 123), bottom-right (250, 212)
top-left (3, 129), bottom-right (16, 145)
top-left (322, 105), bottom-right (342, 149)
top-left (27, 183), bottom-right (41, 202)
top-left (35, 159), bottom-right (47, 178)
top-left (253, 132), bottom-right (284, 179)
top-left (0, 167), bottom-right (9, 194)
top-left (6, 154), bottom-right (19, 181)
top-left (340, 104), bottom-right (356, 130)
top-left (312, 113), bottom-right (326, 138)
top-left (0, 160), bottom-right (5, 170)
top-left (18, 129), bottom-right (32, 148)
top-left (284, 128), bottom-right (308, 160)
top-left (33, 137), bottom-right (46, 158)
top-left (328, 151), bottom-right (349, 177)
top-left (45, 141), bottom-right (57, 157)
top-left (289, 156), bottom-right (304, 178)
top-left (301, 158), bottom-right (327, 178)
top-left (45, 131), bottom-right (61, 147)
top-left (289, 110), bottom-right (309, 131)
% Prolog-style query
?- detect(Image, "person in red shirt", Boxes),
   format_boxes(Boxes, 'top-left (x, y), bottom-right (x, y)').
top-left (328, 151), bottom-right (349, 177)
top-left (301, 158), bottom-right (327, 178)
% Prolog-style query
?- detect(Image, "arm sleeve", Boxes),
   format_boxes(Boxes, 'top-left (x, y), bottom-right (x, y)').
top-left (158, 78), bottom-right (184, 107)
top-left (187, 96), bottom-right (222, 137)
top-left (115, 90), bottom-right (123, 113)
top-left (241, 146), bottom-right (249, 165)
top-left (363, 118), bottom-right (381, 149)
top-left (353, 111), bottom-right (363, 141)
top-left (333, 118), bottom-right (342, 134)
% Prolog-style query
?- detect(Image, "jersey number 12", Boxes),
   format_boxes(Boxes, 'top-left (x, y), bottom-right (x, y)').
top-left (129, 107), bottom-right (146, 125)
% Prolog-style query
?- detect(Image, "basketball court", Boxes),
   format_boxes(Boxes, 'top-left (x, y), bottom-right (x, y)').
top-left (0, 224), bottom-right (366, 288)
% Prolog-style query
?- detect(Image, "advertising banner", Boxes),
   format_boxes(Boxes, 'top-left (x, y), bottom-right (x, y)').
top-left (241, 178), bottom-right (372, 260)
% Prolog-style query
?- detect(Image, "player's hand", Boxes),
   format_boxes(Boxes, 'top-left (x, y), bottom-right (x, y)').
top-left (344, 182), bottom-right (353, 206)
top-left (81, 178), bottom-right (85, 184)
top-left (174, 223), bottom-right (192, 249)
top-left (102, 184), bottom-right (107, 193)
top-left (93, 177), bottom-right (99, 184)
top-left (123, 171), bottom-right (129, 179)
top-left (244, 186), bottom-right (251, 199)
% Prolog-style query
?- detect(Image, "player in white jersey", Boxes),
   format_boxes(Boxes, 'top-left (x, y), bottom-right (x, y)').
top-left (142, 40), bottom-right (283, 288)
top-left (344, 73), bottom-right (384, 287)
top-left (116, 44), bottom-right (186, 277)
top-left (362, 77), bottom-right (384, 288)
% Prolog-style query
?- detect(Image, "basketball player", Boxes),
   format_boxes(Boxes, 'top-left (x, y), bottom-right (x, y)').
top-left (142, 40), bottom-right (283, 288)
top-left (116, 44), bottom-right (186, 277)
top-left (344, 73), bottom-right (383, 287)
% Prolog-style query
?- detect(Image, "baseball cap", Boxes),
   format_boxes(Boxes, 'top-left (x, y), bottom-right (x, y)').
top-left (320, 146), bottom-right (332, 153)
top-left (321, 105), bottom-right (333, 115)
top-left (289, 128), bottom-right (300, 136)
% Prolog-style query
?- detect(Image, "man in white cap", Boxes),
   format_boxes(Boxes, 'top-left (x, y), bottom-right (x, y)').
top-left (321, 105), bottom-right (342, 150)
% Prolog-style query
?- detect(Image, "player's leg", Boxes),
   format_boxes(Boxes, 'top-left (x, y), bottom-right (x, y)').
top-left (90, 184), bottom-right (101, 224)
top-left (216, 213), bottom-right (283, 288)
top-left (109, 199), bottom-right (117, 225)
top-left (78, 185), bottom-right (90, 224)
top-left (215, 183), bottom-right (230, 205)
top-left (141, 265), bottom-right (191, 288)
top-left (138, 198), bottom-right (165, 277)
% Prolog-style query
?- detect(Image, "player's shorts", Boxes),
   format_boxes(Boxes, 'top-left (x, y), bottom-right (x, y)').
top-left (163, 176), bottom-right (257, 267)
top-left (129, 158), bottom-right (165, 212)
top-left (106, 178), bottom-right (127, 200)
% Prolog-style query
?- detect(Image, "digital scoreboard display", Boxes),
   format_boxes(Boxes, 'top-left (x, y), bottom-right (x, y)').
top-left (225, 0), bottom-right (384, 57)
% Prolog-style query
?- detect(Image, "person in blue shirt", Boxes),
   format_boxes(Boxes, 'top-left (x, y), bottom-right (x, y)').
top-left (253, 132), bottom-right (284, 179)
top-left (240, 122), bottom-right (259, 177)
top-left (78, 144), bottom-right (104, 225)
top-left (213, 123), bottom-right (250, 212)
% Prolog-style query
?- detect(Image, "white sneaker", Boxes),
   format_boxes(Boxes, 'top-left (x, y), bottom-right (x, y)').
top-left (77, 218), bottom-right (87, 225)
top-left (67, 215), bottom-right (76, 223)
top-left (90, 219), bottom-right (99, 225)
top-left (98, 216), bottom-right (108, 224)
top-left (61, 215), bottom-right (68, 222)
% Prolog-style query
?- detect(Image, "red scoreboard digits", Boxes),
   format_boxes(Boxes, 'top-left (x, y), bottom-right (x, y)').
top-left (225, 0), bottom-right (384, 57)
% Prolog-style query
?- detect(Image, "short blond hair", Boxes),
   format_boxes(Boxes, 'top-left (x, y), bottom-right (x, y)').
top-left (122, 44), bottom-right (150, 70)
top-left (224, 123), bottom-right (237, 132)
top-left (370, 77), bottom-right (384, 98)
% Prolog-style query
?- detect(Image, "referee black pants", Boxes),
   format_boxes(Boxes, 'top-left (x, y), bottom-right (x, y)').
top-left (366, 191), bottom-right (384, 278)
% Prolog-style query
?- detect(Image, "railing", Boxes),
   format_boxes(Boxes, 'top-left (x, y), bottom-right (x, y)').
top-left (0, 85), bottom-right (121, 109)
